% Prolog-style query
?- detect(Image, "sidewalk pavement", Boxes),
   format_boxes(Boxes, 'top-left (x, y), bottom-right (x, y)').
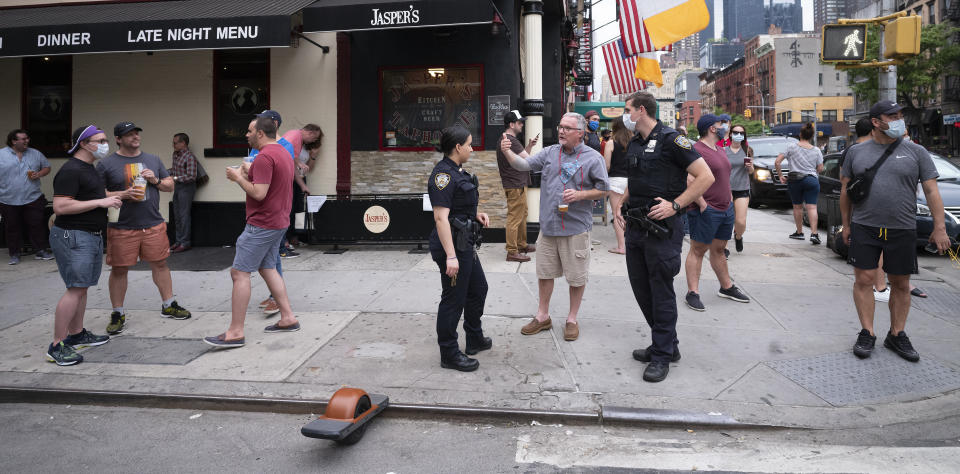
top-left (1, 207), bottom-right (959, 429)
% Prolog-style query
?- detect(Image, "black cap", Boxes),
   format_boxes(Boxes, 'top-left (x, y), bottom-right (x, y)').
top-left (256, 110), bottom-right (282, 126)
top-left (114, 121), bottom-right (142, 137)
top-left (503, 110), bottom-right (525, 126)
top-left (869, 100), bottom-right (903, 118)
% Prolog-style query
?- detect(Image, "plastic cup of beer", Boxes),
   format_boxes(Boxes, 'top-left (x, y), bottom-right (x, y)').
top-left (558, 203), bottom-right (569, 213)
top-left (744, 157), bottom-right (752, 167)
top-left (108, 205), bottom-right (120, 223)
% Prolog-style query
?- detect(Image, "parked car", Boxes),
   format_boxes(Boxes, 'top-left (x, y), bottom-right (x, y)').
top-left (747, 135), bottom-right (799, 208)
top-left (815, 151), bottom-right (960, 257)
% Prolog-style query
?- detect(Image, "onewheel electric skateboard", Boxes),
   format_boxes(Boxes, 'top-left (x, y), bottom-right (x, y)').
top-left (301, 387), bottom-right (389, 445)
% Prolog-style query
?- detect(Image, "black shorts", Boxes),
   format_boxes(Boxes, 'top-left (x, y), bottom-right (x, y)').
top-left (847, 223), bottom-right (918, 275)
top-left (732, 190), bottom-right (750, 200)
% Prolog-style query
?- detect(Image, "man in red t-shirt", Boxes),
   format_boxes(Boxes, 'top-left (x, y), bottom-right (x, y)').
top-left (683, 114), bottom-right (750, 312)
top-left (204, 116), bottom-right (300, 348)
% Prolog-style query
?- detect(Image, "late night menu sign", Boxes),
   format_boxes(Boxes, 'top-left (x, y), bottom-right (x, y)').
top-left (380, 66), bottom-right (483, 150)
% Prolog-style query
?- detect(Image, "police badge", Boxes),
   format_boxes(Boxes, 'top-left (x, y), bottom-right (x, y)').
top-left (435, 173), bottom-right (451, 190)
top-left (674, 135), bottom-right (693, 150)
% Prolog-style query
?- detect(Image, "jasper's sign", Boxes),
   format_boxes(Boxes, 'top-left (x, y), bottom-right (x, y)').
top-left (304, 0), bottom-right (493, 33)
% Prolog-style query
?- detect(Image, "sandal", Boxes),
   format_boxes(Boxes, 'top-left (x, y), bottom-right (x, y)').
top-left (910, 287), bottom-right (928, 298)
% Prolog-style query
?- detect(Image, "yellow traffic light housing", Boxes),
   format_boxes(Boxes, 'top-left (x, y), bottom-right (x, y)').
top-left (884, 15), bottom-right (921, 59)
top-left (744, 109), bottom-right (752, 118)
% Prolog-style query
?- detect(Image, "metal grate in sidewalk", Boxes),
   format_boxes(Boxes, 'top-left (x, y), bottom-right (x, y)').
top-left (80, 337), bottom-right (210, 365)
top-left (911, 286), bottom-right (960, 323)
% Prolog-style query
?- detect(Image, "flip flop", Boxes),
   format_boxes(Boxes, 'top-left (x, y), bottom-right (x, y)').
top-left (910, 287), bottom-right (928, 298)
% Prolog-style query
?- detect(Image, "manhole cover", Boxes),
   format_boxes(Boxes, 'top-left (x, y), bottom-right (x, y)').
top-left (765, 351), bottom-right (960, 406)
top-left (80, 337), bottom-right (210, 365)
top-left (911, 286), bottom-right (960, 323)
top-left (761, 253), bottom-right (792, 258)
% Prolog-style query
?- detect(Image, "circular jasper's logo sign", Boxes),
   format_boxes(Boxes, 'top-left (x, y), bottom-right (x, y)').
top-left (362, 205), bottom-right (390, 234)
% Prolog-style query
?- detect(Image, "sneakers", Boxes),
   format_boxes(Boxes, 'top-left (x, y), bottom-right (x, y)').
top-left (564, 321), bottom-right (579, 341)
top-left (258, 297), bottom-right (273, 308)
top-left (874, 288), bottom-right (890, 302)
top-left (46, 341), bottom-right (83, 366)
top-left (106, 311), bottom-right (126, 335)
top-left (735, 236), bottom-right (744, 253)
top-left (685, 291), bottom-right (705, 311)
top-left (521, 317), bottom-right (552, 335)
top-left (853, 329), bottom-right (876, 359)
top-left (262, 298), bottom-right (280, 315)
top-left (8, 255), bottom-right (19, 265)
top-left (34, 250), bottom-right (55, 260)
top-left (788, 232), bottom-right (804, 240)
top-left (810, 233), bottom-right (821, 245)
top-left (161, 301), bottom-right (192, 320)
top-left (280, 248), bottom-right (300, 258)
top-left (718, 285), bottom-right (750, 303)
top-left (884, 331), bottom-right (920, 362)
top-left (63, 328), bottom-right (110, 348)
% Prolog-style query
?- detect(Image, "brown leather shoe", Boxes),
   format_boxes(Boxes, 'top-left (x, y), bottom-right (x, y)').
top-left (506, 252), bottom-right (531, 262)
top-left (564, 321), bottom-right (579, 341)
top-left (523, 244), bottom-right (536, 253)
top-left (521, 317), bottom-right (552, 335)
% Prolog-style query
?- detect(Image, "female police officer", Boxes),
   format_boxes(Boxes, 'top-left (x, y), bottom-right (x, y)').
top-left (428, 125), bottom-right (491, 372)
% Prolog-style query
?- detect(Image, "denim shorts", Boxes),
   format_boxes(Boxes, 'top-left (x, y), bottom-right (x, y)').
top-left (232, 224), bottom-right (287, 273)
top-left (687, 205), bottom-right (734, 244)
top-left (787, 175), bottom-right (819, 205)
top-left (49, 226), bottom-right (104, 288)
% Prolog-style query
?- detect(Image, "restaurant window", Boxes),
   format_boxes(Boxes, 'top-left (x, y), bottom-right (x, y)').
top-left (22, 56), bottom-right (72, 157)
top-left (379, 65), bottom-right (484, 151)
top-left (822, 109), bottom-right (838, 122)
top-left (214, 49), bottom-right (269, 148)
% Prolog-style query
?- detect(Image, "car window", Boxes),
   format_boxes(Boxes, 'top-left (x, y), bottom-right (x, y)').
top-left (749, 138), bottom-right (798, 157)
top-left (822, 155), bottom-right (840, 179)
top-left (931, 155), bottom-right (960, 180)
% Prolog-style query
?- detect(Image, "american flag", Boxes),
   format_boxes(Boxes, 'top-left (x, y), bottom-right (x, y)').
top-left (618, 0), bottom-right (675, 55)
top-left (602, 40), bottom-right (647, 96)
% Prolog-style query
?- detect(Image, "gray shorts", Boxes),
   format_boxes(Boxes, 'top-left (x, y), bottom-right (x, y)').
top-left (232, 224), bottom-right (287, 273)
top-left (49, 226), bottom-right (104, 288)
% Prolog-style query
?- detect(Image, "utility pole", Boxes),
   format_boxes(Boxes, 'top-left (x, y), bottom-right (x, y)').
top-left (813, 102), bottom-right (818, 147)
top-left (878, 0), bottom-right (898, 102)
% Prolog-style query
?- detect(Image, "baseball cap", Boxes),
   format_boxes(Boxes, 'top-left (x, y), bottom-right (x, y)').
top-left (697, 114), bottom-right (721, 135)
top-left (869, 100), bottom-right (903, 118)
top-left (68, 125), bottom-right (105, 154)
top-left (256, 110), bottom-right (282, 126)
top-left (113, 121), bottom-right (142, 137)
top-left (718, 113), bottom-right (731, 122)
top-left (503, 110), bottom-right (525, 126)
top-left (585, 110), bottom-right (599, 119)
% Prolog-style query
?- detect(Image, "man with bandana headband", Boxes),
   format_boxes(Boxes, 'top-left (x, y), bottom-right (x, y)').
top-left (841, 100), bottom-right (951, 363)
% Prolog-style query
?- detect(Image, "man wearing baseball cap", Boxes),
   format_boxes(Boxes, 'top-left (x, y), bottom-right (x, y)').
top-left (841, 100), bottom-right (951, 363)
top-left (497, 110), bottom-right (538, 262)
top-left (715, 114), bottom-right (732, 147)
top-left (584, 110), bottom-right (603, 153)
top-left (97, 121), bottom-right (192, 336)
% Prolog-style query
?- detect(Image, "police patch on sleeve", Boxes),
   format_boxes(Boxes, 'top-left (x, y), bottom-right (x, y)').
top-left (435, 173), bottom-right (451, 190)
top-left (674, 135), bottom-right (693, 150)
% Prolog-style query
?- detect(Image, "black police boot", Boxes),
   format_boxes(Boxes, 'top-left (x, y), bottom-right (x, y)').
top-left (632, 346), bottom-right (681, 363)
top-left (465, 337), bottom-right (493, 355)
top-left (441, 351), bottom-right (480, 372)
top-left (642, 361), bottom-right (670, 382)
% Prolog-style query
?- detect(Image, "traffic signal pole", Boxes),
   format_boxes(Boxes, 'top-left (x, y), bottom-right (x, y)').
top-left (878, 0), bottom-right (898, 102)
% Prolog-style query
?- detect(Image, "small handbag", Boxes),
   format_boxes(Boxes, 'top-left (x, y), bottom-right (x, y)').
top-left (846, 138), bottom-right (900, 203)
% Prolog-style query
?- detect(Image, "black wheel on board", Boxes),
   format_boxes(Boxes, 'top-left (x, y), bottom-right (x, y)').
top-left (335, 395), bottom-right (372, 445)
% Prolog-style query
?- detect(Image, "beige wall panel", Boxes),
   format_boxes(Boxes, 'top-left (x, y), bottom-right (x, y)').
top-left (0, 58), bottom-right (22, 136)
top-left (269, 32), bottom-right (338, 196)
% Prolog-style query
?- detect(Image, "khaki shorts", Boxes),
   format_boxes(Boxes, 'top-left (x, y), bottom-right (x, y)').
top-left (106, 222), bottom-right (170, 267)
top-left (536, 231), bottom-right (591, 287)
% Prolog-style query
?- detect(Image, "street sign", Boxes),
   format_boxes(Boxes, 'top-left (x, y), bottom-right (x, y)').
top-left (821, 24), bottom-right (867, 62)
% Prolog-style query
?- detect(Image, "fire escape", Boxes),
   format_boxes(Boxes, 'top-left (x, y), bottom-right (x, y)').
top-left (566, 0), bottom-right (593, 101)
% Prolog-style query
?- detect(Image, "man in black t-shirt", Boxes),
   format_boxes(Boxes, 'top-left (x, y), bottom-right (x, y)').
top-left (496, 110), bottom-right (538, 262)
top-left (46, 125), bottom-right (122, 366)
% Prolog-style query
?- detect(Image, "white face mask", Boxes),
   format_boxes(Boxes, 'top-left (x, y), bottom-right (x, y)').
top-left (731, 133), bottom-right (744, 143)
top-left (883, 118), bottom-right (906, 139)
top-left (622, 112), bottom-right (637, 132)
top-left (93, 143), bottom-right (110, 159)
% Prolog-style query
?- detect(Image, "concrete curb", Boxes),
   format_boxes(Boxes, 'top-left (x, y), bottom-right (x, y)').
top-left (0, 386), bottom-right (779, 429)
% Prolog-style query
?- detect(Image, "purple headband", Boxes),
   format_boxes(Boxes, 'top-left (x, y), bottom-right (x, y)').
top-left (68, 125), bottom-right (105, 155)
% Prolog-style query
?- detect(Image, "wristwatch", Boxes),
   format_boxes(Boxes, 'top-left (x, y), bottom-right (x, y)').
top-left (671, 201), bottom-right (681, 212)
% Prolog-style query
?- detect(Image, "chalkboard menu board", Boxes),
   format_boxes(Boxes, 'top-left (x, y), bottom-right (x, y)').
top-left (380, 65), bottom-right (484, 150)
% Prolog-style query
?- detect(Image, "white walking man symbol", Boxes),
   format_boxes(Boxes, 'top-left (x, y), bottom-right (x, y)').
top-left (843, 29), bottom-right (863, 57)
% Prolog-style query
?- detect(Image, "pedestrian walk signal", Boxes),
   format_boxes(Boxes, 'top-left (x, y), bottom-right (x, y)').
top-left (821, 24), bottom-right (867, 62)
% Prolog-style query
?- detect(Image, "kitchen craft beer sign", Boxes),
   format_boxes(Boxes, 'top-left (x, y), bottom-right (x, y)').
top-left (0, 17), bottom-right (291, 58)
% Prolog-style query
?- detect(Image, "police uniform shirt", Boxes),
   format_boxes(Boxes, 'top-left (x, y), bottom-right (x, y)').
top-left (626, 121), bottom-right (700, 206)
top-left (427, 157), bottom-right (479, 250)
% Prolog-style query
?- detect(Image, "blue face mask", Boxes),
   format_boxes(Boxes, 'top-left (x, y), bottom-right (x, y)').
top-left (588, 121), bottom-right (599, 131)
top-left (883, 118), bottom-right (906, 139)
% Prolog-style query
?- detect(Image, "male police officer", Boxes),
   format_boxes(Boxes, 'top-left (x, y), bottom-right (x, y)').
top-left (614, 91), bottom-right (715, 383)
